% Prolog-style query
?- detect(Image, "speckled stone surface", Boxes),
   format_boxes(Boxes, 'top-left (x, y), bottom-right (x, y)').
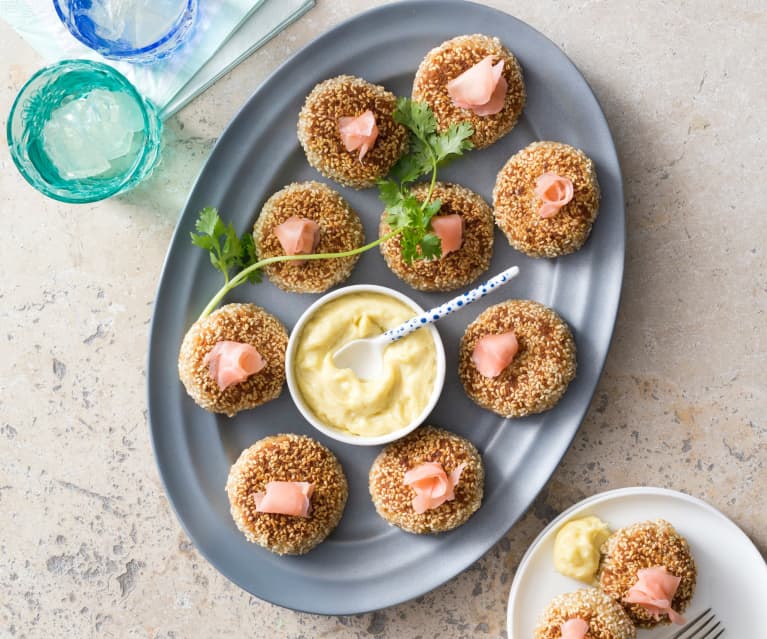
top-left (1, 1), bottom-right (765, 637)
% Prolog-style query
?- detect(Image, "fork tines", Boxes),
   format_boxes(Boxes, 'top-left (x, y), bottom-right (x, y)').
top-left (668, 608), bottom-right (725, 639)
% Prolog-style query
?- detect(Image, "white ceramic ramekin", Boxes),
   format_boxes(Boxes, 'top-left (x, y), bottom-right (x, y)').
top-left (285, 284), bottom-right (446, 446)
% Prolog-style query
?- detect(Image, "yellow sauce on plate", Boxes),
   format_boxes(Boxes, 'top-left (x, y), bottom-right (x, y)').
top-left (553, 515), bottom-right (611, 582)
top-left (294, 292), bottom-right (437, 438)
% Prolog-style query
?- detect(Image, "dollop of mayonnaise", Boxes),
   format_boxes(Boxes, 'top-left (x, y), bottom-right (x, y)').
top-left (294, 292), bottom-right (437, 437)
top-left (553, 515), bottom-right (611, 582)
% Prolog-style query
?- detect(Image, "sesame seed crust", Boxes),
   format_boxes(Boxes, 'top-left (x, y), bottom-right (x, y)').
top-left (225, 434), bottom-right (348, 555)
top-left (368, 425), bottom-right (484, 534)
top-left (493, 141), bottom-right (601, 258)
top-left (412, 34), bottom-right (526, 149)
top-left (297, 75), bottom-right (408, 189)
top-left (458, 300), bottom-right (576, 418)
top-left (534, 588), bottom-right (636, 639)
top-left (379, 182), bottom-right (494, 291)
top-left (178, 303), bottom-right (288, 417)
top-left (253, 181), bottom-right (365, 294)
top-left (598, 520), bottom-right (697, 628)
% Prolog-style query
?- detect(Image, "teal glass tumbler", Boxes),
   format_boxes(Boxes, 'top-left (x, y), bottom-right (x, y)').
top-left (7, 59), bottom-right (162, 203)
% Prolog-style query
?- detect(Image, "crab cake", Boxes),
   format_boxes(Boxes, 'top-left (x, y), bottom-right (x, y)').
top-left (369, 426), bottom-right (484, 534)
top-left (534, 589), bottom-right (636, 639)
top-left (379, 181), bottom-right (494, 291)
top-left (412, 34), bottom-right (525, 149)
top-left (297, 75), bottom-right (408, 189)
top-left (178, 303), bottom-right (288, 417)
top-left (493, 141), bottom-right (601, 258)
top-left (459, 300), bottom-right (576, 418)
top-left (225, 434), bottom-right (348, 555)
top-left (598, 520), bottom-right (696, 628)
top-left (253, 181), bottom-right (364, 293)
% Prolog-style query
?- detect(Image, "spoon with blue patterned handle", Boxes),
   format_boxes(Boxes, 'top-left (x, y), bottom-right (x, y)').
top-left (332, 265), bottom-right (520, 379)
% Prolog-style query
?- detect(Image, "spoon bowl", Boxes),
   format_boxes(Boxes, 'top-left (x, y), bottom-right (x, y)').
top-left (332, 338), bottom-right (386, 380)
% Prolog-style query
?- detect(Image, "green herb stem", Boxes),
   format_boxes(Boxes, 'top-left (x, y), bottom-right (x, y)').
top-left (412, 126), bottom-right (439, 211)
top-left (422, 150), bottom-right (438, 211)
top-left (199, 229), bottom-right (401, 320)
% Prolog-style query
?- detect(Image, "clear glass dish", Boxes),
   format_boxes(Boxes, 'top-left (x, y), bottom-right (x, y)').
top-left (53, 0), bottom-right (198, 63)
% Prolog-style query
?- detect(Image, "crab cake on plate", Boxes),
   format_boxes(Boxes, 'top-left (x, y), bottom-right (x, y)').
top-left (412, 34), bottom-right (525, 149)
top-left (178, 303), bottom-right (288, 417)
top-left (598, 519), bottom-right (696, 628)
top-left (534, 589), bottom-right (636, 639)
top-left (226, 434), bottom-right (348, 555)
top-left (493, 141), bottom-right (601, 258)
top-left (379, 181), bottom-right (494, 292)
top-left (369, 426), bottom-right (484, 534)
top-left (253, 181), bottom-right (364, 294)
top-left (298, 75), bottom-right (408, 189)
top-left (459, 300), bottom-right (576, 418)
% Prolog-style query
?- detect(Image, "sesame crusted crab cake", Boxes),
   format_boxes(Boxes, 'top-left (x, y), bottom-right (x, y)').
top-left (412, 34), bottom-right (525, 149)
top-left (534, 589), bottom-right (636, 639)
top-left (493, 141), bottom-right (601, 258)
top-left (178, 303), bottom-right (288, 417)
top-left (297, 75), bottom-right (409, 189)
top-left (368, 425), bottom-right (484, 534)
top-left (253, 181), bottom-right (364, 294)
top-left (458, 300), bottom-right (576, 418)
top-left (225, 434), bottom-right (348, 555)
top-left (379, 181), bottom-right (494, 291)
top-left (598, 520), bottom-right (696, 628)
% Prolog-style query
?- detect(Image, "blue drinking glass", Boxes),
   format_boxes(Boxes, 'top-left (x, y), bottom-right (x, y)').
top-left (53, 0), bottom-right (198, 63)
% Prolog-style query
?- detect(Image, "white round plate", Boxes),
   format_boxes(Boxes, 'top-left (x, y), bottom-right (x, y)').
top-left (507, 487), bottom-right (766, 638)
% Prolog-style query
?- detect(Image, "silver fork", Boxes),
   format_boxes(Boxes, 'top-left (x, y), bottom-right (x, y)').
top-left (666, 608), bottom-right (725, 639)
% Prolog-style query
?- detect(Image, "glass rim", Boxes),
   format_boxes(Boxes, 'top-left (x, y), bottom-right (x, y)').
top-left (52, 0), bottom-right (197, 59)
top-left (7, 59), bottom-right (159, 203)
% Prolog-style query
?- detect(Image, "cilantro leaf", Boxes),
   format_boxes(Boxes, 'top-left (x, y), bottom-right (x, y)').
top-left (377, 178), bottom-right (404, 209)
top-left (384, 202), bottom-right (407, 230)
top-left (421, 197), bottom-right (442, 221)
top-left (388, 134), bottom-right (433, 188)
top-left (190, 233), bottom-right (214, 251)
top-left (239, 233), bottom-right (262, 284)
top-left (389, 152), bottom-right (426, 187)
top-left (432, 121), bottom-right (474, 166)
top-left (418, 232), bottom-right (443, 261)
top-left (391, 99), bottom-right (438, 185)
top-left (221, 222), bottom-right (240, 260)
top-left (190, 207), bottom-right (260, 285)
top-left (195, 206), bottom-right (219, 236)
top-left (392, 97), bottom-right (437, 141)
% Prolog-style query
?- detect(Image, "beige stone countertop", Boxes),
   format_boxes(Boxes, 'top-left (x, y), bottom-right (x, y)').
top-left (1, 1), bottom-right (765, 637)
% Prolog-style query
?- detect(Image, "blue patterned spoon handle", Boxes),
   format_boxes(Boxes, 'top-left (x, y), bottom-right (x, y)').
top-left (383, 266), bottom-right (520, 342)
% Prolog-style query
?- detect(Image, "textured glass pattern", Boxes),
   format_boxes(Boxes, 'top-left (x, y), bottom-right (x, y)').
top-left (52, 0), bottom-right (198, 62)
top-left (7, 59), bottom-right (162, 203)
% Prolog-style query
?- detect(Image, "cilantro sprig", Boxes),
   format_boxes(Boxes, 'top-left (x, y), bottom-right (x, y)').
top-left (193, 99), bottom-right (473, 319)
top-left (190, 207), bottom-right (261, 285)
top-left (378, 98), bottom-right (474, 262)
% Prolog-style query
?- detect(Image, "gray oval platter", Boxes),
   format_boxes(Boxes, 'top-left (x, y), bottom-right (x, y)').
top-left (147, 0), bottom-right (625, 615)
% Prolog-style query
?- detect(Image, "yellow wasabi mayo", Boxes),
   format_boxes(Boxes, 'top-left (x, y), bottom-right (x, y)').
top-left (553, 515), bottom-right (611, 582)
top-left (294, 292), bottom-right (437, 437)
